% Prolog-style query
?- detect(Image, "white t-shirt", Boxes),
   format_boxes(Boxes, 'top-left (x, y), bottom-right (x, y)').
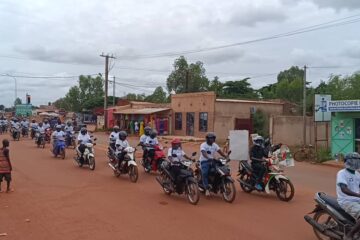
top-left (64, 126), bottom-right (74, 133)
top-left (52, 131), bottom-right (65, 140)
top-left (337, 169), bottom-right (360, 205)
top-left (31, 123), bottom-right (38, 129)
top-left (37, 126), bottom-right (45, 134)
top-left (116, 139), bottom-right (129, 150)
top-left (168, 148), bottom-right (185, 163)
top-left (43, 123), bottom-right (50, 129)
top-left (146, 137), bottom-right (159, 146)
top-left (77, 133), bottom-right (91, 144)
top-left (140, 135), bottom-right (148, 144)
top-left (199, 142), bottom-right (220, 162)
top-left (109, 132), bottom-right (119, 143)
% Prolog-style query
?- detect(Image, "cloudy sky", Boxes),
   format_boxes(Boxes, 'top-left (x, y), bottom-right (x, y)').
top-left (0, 0), bottom-right (360, 107)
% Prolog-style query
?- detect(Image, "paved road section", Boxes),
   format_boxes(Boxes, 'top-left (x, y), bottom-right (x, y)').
top-left (0, 134), bottom-right (338, 240)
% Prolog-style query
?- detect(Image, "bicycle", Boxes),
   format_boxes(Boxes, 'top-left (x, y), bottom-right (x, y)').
top-left (293, 145), bottom-right (315, 162)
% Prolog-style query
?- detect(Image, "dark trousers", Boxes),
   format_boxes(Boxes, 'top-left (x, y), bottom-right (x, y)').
top-left (251, 162), bottom-right (266, 184)
top-left (78, 144), bottom-right (86, 163)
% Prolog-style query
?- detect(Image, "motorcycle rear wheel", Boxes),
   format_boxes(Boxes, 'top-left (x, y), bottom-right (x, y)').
top-left (313, 210), bottom-right (340, 240)
top-left (275, 178), bottom-right (295, 202)
top-left (239, 173), bottom-right (253, 193)
top-left (129, 165), bottom-right (139, 183)
top-left (222, 181), bottom-right (236, 203)
top-left (89, 157), bottom-right (96, 171)
top-left (186, 182), bottom-right (200, 205)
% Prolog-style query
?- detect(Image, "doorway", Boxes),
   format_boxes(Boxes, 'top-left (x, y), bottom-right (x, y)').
top-left (186, 112), bottom-right (195, 136)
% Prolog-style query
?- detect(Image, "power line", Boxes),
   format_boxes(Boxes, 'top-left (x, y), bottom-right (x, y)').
top-left (0, 73), bottom-right (99, 79)
top-left (116, 14), bottom-right (360, 59)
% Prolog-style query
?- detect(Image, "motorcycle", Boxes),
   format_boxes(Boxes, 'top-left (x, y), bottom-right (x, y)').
top-left (65, 131), bottom-right (76, 149)
top-left (304, 192), bottom-right (359, 240)
top-left (30, 127), bottom-right (37, 139)
top-left (52, 138), bottom-right (66, 159)
top-left (141, 144), bottom-right (167, 173)
top-left (237, 155), bottom-right (295, 202)
top-left (156, 152), bottom-right (200, 205)
top-left (21, 127), bottom-right (29, 138)
top-left (108, 146), bottom-right (138, 182)
top-left (195, 153), bottom-right (236, 203)
top-left (74, 138), bottom-right (96, 170)
top-left (35, 132), bottom-right (46, 148)
top-left (45, 128), bottom-right (52, 143)
top-left (12, 128), bottom-right (20, 141)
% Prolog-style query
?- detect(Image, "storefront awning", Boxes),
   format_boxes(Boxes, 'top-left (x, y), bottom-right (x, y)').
top-left (114, 108), bottom-right (170, 115)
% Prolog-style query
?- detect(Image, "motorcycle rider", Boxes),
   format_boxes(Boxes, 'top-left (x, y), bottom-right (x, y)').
top-left (250, 136), bottom-right (268, 191)
top-left (139, 126), bottom-right (152, 161)
top-left (11, 119), bottom-right (21, 138)
top-left (168, 138), bottom-right (193, 190)
top-left (199, 132), bottom-right (227, 197)
top-left (43, 119), bottom-right (51, 130)
top-left (336, 152), bottom-right (360, 240)
top-left (109, 126), bottom-right (120, 151)
top-left (21, 118), bottom-right (29, 136)
top-left (77, 127), bottom-right (92, 164)
top-left (115, 131), bottom-right (130, 168)
top-left (36, 122), bottom-right (45, 145)
top-left (144, 129), bottom-right (159, 170)
top-left (51, 125), bottom-right (65, 152)
top-left (64, 122), bottom-right (74, 146)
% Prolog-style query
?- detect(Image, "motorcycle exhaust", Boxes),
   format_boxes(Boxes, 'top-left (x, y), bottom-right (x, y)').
top-left (304, 215), bottom-right (342, 240)
top-left (108, 163), bottom-right (116, 171)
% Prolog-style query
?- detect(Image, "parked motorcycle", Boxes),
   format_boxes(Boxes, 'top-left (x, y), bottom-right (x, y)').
top-left (21, 127), bottom-right (29, 138)
top-left (304, 192), bottom-right (358, 240)
top-left (156, 152), bottom-right (200, 205)
top-left (52, 138), bottom-right (66, 159)
top-left (35, 132), bottom-right (46, 148)
top-left (65, 131), bottom-right (76, 149)
top-left (141, 145), bottom-right (167, 173)
top-left (237, 156), bottom-right (295, 202)
top-left (195, 153), bottom-right (236, 203)
top-left (108, 146), bottom-right (138, 182)
top-left (74, 138), bottom-right (96, 170)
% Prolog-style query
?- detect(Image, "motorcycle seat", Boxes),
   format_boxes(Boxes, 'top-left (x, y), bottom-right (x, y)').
top-left (318, 192), bottom-right (355, 224)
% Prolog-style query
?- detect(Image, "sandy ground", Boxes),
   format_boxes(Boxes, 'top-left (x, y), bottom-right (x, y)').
top-left (0, 133), bottom-right (338, 240)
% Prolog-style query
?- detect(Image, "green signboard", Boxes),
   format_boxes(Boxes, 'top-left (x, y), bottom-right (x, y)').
top-left (15, 104), bottom-right (32, 117)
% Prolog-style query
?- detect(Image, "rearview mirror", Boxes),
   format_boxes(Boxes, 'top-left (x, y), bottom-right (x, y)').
top-left (227, 150), bottom-right (232, 156)
top-left (192, 152), bottom-right (197, 157)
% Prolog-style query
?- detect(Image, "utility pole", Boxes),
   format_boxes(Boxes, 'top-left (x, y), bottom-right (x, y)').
top-left (100, 53), bottom-right (115, 129)
top-left (303, 65), bottom-right (307, 146)
top-left (113, 76), bottom-right (116, 106)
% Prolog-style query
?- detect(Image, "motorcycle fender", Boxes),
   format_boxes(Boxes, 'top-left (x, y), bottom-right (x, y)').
top-left (88, 153), bottom-right (95, 158)
top-left (274, 175), bottom-right (289, 181)
top-left (265, 175), bottom-right (289, 194)
top-left (128, 160), bottom-right (137, 167)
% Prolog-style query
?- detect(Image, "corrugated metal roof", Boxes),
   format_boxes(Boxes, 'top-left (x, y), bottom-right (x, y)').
top-left (216, 99), bottom-right (284, 105)
top-left (114, 108), bottom-right (170, 115)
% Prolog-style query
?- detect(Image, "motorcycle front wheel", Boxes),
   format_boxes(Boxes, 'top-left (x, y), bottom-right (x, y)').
top-left (89, 156), bottom-right (96, 171)
top-left (313, 210), bottom-right (340, 240)
top-left (186, 182), bottom-right (200, 205)
top-left (60, 149), bottom-right (66, 159)
top-left (222, 180), bottom-right (236, 203)
top-left (275, 178), bottom-right (295, 202)
top-left (239, 173), bottom-right (253, 193)
top-left (129, 165), bottom-right (139, 183)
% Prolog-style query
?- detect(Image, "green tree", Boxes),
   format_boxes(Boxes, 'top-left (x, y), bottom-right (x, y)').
top-left (221, 78), bottom-right (258, 99)
top-left (253, 110), bottom-right (268, 137)
top-left (145, 87), bottom-right (167, 103)
top-left (208, 76), bottom-right (223, 96)
top-left (0, 105), bottom-right (4, 111)
top-left (166, 56), bottom-right (209, 93)
top-left (14, 97), bottom-right (22, 105)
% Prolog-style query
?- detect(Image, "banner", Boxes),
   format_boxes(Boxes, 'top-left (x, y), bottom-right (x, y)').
top-left (328, 100), bottom-right (360, 112)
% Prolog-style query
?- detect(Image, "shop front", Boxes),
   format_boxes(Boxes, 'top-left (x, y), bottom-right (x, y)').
top-left (329, 100), bottom-right (360, 156)
top-left (113, 108), bottom-right (171, 136)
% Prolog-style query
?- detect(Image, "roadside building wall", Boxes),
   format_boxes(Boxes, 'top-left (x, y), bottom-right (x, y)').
top-left (171, 92), bottom-right (216, 138)
top-left (270, 116), bottom-right (330, 147)
top-left (214, 100), bottom-right (284, 141)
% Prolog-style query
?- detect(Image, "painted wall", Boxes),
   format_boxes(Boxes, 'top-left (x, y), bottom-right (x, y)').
top-left (171, 92), bottom-right (216, 138)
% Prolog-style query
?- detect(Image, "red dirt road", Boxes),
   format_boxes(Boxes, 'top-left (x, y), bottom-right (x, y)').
top-left (0, 134), bottom-right (338, 240)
